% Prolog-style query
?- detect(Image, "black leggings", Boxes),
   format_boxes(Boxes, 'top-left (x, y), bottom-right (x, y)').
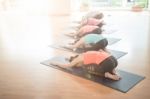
top-left (84, 56), bottom-right (118, 76)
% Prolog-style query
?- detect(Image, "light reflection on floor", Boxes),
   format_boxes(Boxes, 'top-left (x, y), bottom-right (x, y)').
top-left (0, 0), bottom-right (55, 61)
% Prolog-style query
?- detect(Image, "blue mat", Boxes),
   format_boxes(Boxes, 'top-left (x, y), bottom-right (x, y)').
top-left (49, 44), bottom-right (127, 59)
top-left (41, 56), bottom-right (145, 93)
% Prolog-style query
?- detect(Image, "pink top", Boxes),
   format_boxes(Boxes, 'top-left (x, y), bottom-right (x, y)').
top-left (79, 25), bottom-right (99, 35)
top-left (82, 18), bottom-right (103, 26)
top-left (83, 51), bottom-right (110, 65)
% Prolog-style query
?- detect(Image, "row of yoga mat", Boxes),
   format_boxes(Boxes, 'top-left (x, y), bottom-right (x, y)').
top-left (41, 19), bottom-right (145, 93)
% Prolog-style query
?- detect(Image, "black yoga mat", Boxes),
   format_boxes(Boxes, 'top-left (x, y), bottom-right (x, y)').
top-left (107, 38), bottom-right (121, 45)
top-left (64, 34), bottom-right (120, 45)
top-left (41, 56), bottom-right (145, 93)
top-left (49, 45), bottom-right (127, 59)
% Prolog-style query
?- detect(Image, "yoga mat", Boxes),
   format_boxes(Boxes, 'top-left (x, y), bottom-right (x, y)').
top-left (107, 38), bottom-right (121, 45)
top-left (49, 45), bottom-right (127, 59)
top-left (64, 34), bottom-right (120, 45)
top-left (41, 56), bottom-right (145, 93)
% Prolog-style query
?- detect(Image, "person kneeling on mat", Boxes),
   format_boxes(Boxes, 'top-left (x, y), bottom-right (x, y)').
top-left (66, 25), bottom-right (102, 39)
top-left (74, 18), bottom-right (105, 30)
top-left (51, 50), bottom-right (121, 81)
top-left (77, 11), bottom-right (104, 24)
top-left (66, 34), bottom-right (108, 52)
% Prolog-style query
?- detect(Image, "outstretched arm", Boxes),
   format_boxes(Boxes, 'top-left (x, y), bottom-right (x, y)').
top-left (50, 54), bottom-right (84, 68)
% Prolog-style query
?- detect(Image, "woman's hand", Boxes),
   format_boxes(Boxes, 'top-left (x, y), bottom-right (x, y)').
top-left (105, 72), bottom-right (121, 81)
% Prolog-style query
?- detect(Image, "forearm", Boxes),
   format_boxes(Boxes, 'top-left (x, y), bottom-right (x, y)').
top-left (69, 55), bottom-right (83, 67)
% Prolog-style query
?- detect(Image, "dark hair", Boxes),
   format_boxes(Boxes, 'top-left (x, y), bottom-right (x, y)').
top-left (94, 13), bottom-right (104, 19)
top-left (92, 28), bottom-right (102, 34)
top-left (84, 38), bottom-right (108, 51)
top-left (97, 22), bottom-right (104, 28)
top-left (98, 56), bottom-right (118, 74)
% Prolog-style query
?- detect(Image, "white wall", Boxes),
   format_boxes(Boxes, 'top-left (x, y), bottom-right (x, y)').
top-left (48, 0), bottom-right (71, 15)
top-left (0, 0), bottom-right (71, 15)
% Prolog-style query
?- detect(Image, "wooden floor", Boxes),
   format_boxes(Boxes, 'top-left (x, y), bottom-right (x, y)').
top-left (0, 2), bottom-right (150, 99)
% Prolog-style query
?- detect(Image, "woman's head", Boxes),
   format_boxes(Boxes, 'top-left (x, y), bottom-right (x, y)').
top-left (98, 56), bottom-right (118, 74)
top-left (94, 13), bottom-right (104, 19)
top-left (94, 38), bottom-right (108, 50)
top-left (97, 22), bottom-right (104, 28)
top-left (92, 28), bottom-right (102, 34)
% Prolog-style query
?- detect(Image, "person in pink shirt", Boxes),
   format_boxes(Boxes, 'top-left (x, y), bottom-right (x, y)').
top-left (51, 50), bottom-right (121, 81)
top-left (67, 25), bottom-right (102, 38)
top-left (81, 18), bottom-right (104, 27)
top-left (77, 11), bottom-right (104, 24)
top-left (72, 12), bottom-right (104, 30)
top-left (74, 18), bottom-right (105, 30)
